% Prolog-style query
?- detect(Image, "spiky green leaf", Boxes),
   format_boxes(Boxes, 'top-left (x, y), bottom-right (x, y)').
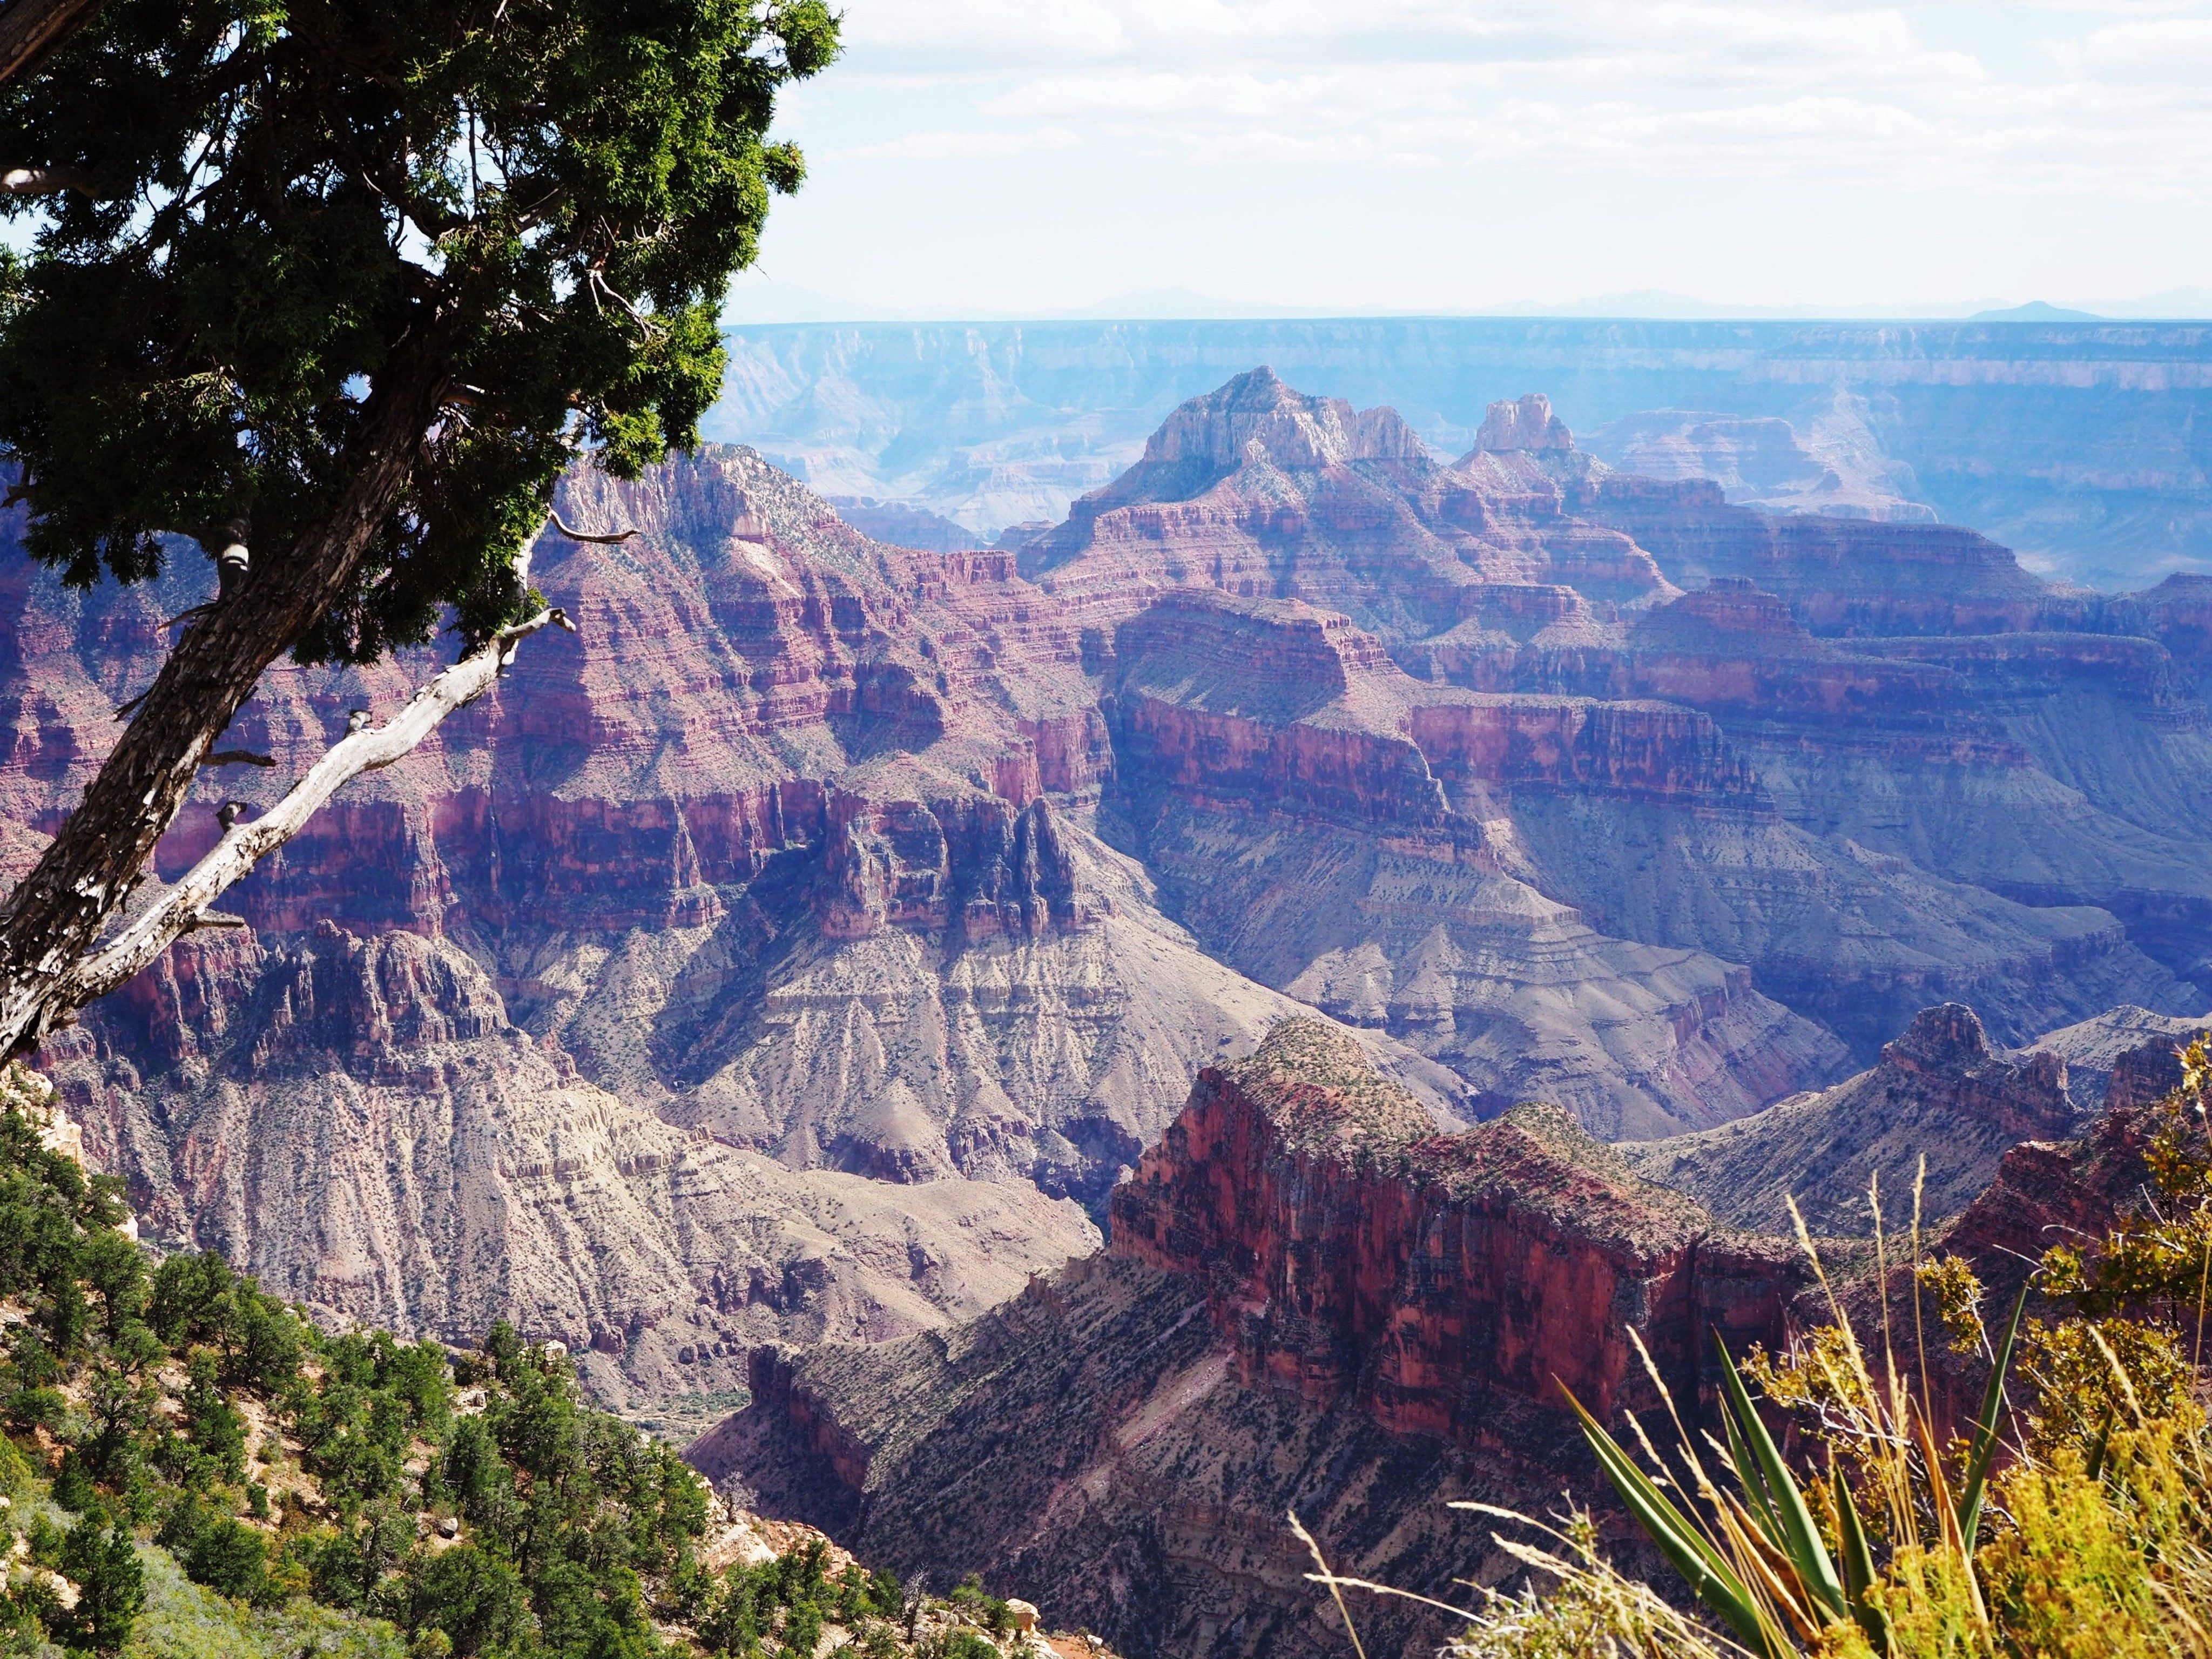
top-left (1715, 1333), bottom-right (1849, 1624)
top-left (1833, 1466), bottom-right (1891, 1656)
top-left (1565, 1389), bottom-right (1786, 1657)
top-left (1959, 1278), bottom-right (2029, 1553)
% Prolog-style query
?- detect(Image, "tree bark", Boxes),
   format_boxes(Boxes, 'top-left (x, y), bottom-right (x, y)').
top-left (56, 606), bottom-right (574, 1013)
top-left (0, 338), bottom-right (449, 1057)
top-left (0, 0), bottom-right (104, 89)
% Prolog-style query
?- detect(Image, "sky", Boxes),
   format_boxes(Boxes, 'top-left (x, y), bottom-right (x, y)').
top-left (728, 0), bottom-right (2212, 319)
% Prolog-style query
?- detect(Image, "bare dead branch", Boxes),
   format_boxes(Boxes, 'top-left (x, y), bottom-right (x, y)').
top-left (548, 509), bottom-right (638, 545)
top-left (57, 605), bottom-right (573, 1011)
top-left (0, 164), bottom-right (95, 196)
top-left (585, 268), bottom-right (664, 341)
top-left (200, 750), bottom-right (274, 769)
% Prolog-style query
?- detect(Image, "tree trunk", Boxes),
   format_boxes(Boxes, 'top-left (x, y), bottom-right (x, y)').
top-left (0, 0), bottom-right (105, 88)
top-left (0, 339), bottom-right (448, 1056)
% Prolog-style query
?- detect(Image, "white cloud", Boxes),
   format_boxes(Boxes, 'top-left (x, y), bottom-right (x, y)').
top-left (831, 126), bottom-right (1084, 160)
top-left (810, 0), bottom-right (2212, 200)
top-left (2062, 14), bottom-right (2212, 63)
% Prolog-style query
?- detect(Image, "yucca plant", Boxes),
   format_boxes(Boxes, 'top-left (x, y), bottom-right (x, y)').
top-left (1562, 1279), bottom-right (2025, 1658)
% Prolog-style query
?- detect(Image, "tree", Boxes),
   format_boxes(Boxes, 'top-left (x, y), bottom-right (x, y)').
top-left (52, 1513), bottom-right (144, 1655)
top-left (0, 0), bottom-right (837, 1054)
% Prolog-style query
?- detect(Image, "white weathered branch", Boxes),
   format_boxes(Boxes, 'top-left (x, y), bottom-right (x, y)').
top-left (1, 165), bottom-right (93, 197)
top-left (548, 509), bottom-right (637, 545)
top-left (57, 605), bottom-right (574, 1009)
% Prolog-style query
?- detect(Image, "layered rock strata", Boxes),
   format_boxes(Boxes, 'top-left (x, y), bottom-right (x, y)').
top-left (696, 1022), bottom-right (1820, 1659)
top-left (1, 442), bottom-right (1477, 1393)
top-left (12, 362), bottom-right (2212, 1419)
top-left (1015, 376), bottom-right (2203, 1062)
top-left (39, 922), bottom-right (1103, 1404)
top-left (1103, 590), bottom-right (1848, 1135)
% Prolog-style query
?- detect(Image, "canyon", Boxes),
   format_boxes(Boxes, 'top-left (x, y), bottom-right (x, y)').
top-left (703, 1015), bottom-right (2160, 1658)
top-left (5, 363), bottom-right (2209, 1455)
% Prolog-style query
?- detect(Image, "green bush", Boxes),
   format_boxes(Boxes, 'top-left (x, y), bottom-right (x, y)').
top-left (51, 1513), bottom-right (144, 1656)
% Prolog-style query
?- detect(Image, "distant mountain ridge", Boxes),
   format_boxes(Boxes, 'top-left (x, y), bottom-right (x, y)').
top-left (711, 317), bottom-right (2212, 589)
top-left (721, 278), bottom-right (2212, 326)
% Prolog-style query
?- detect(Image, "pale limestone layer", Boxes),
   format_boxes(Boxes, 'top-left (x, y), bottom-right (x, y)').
top-left (504, 814), bottom-right (1471, 1207)
top-left (43, 926), bottom-right (1100, 1404)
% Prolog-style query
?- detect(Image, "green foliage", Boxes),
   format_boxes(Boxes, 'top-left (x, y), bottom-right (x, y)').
top-left (51, 1513), bottom-right (144, 1655)
top-left (0, 0), bottom-right (838, 659)
top-left (0, 1076), bottom-right (1002, 1659)
top-left (1444, 1048), bottom-right (2212, 1659)
top-left (694, 1537), bottom-right (905, 1657)
top-left (2041, 1037), bottom-right (2212, 1322)
top-left (181, 1351), bottom-right (247, 1485)
top-left (0, 1081), bottom-right (726, 1656)
top-left (949, 1573), bottom-right (1017, 1637)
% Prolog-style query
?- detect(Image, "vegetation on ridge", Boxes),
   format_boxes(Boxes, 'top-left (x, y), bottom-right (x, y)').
top-left (0, 1066), bottom-right (1058, 1659)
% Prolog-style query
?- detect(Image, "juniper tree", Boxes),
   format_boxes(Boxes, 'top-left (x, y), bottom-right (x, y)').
top-left (0, 0), bottom-right (835, 1053)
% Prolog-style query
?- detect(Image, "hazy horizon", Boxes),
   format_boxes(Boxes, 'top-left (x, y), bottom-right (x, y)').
top-left (721, 276), bottom-right (2212, 326)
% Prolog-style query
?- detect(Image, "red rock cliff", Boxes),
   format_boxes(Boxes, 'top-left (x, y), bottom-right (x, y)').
top-left (1108, 1020), bottom-right (1811, 1436)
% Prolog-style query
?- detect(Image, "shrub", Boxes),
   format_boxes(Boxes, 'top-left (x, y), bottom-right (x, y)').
top-left (181, 1515), bottom-right (272, 1606)
top-left (51, 1514), bottom-right (144, 1656)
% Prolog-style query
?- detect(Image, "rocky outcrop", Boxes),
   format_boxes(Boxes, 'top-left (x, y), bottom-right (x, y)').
top-left (1109, 1021), bottom-right (1809, 1429)
top-left (695, 1022), bottom-right (1820, 1659)
top-left (1023, 373), bottom-right (1675, 633)
top-left (1120, 366), bottom-right (1428, 477)
top-left (1941, 1088), bottom-right (2166, 1276)
top-left (2025, 1004), bottom-right (2212, 1110)
top-left (1473, 393), bottom-right (1574, 455)
top-left (1622, 1003), bottom-right (2079, 1235)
